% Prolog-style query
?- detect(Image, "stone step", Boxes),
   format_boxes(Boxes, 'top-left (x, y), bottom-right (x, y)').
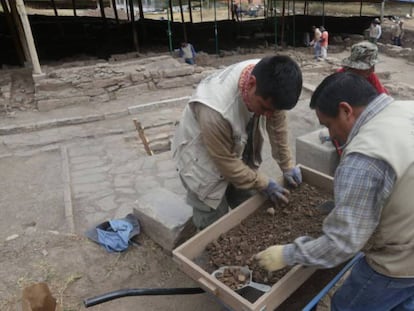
top-left (133, 187), bottom-right (196, 253)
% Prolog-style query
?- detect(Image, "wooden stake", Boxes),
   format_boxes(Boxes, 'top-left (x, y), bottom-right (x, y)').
top-left (133, 119), bottom-right (153, 156)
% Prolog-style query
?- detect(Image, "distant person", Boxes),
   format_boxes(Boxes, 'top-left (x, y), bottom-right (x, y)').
top-left (338, 41), bottom-right (389, 94)
top-left (179, 42), bottom-right (196, 65)
top-left (232, 2), bottom-right (240, 22)
top-left (319, 26), bottom-right (329, 60)
top-left (309, 26), bottom-right (322, 60)
top-left (392, 20), bottom-right (404, 46)
top-left (369, 18), bottom-right (382, 44)
top-left (255, 71), bottom-right (414, 311)
top-left (172, 55), bottom-right (303, 230)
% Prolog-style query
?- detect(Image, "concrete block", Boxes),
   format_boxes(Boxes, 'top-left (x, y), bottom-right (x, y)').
top-left (133, 187), bottom-right (195, 253)
top-left (296, 129), bottom-right (339, 177)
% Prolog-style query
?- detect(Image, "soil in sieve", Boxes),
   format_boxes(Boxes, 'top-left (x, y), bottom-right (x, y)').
top-left (201, 183), bottom-right (333, 286)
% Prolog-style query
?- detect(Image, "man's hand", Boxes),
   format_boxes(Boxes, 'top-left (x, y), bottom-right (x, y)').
top-left (255, 245), bottom-right (287, 272)
top-left (263, 179), bottom-right (290, 204)
top-left (283, 166), bottom-right (302, 187)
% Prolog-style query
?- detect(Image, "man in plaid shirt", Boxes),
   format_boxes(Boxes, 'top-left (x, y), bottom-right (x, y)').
top-left (256, 72), bottom-right (414, 310)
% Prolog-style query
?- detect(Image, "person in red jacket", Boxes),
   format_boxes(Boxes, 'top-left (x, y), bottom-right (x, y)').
top-left (329, 41), bottom-right (389, 156)
top-left (338, 41), bottom-right (389, 94)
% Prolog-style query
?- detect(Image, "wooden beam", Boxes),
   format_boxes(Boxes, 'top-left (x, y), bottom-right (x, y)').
top-left (50, 0), bottom-right (58, 16)
top-left (137, 0), bottom-right (144, 20)
top-left (129, 0), bottom-right (139, 51)
top-left (199, 0), bottom-right (203, 22)
top-left (1, 0), bottom-right (25, 65)
top-left (178, 0), bottom-right (187, 41)
top-left (168, 0), bottom-right (174, 22)
top-left (111, 0), bottom-right (119, 24)
top-left (8, 0), bottom-right (31, 64)
top-left (133, 119), bottom-right (153, 156)
top-left (281, 0), bottom-right (285, 45)
top-left (188, 0), bottom-right (193, 23)
top-left (98, 0), bottom-right (107, 23)
top-left (72, 0), bottom-right (77, 16)
top-left (15, 0), bottom-right (42, 74)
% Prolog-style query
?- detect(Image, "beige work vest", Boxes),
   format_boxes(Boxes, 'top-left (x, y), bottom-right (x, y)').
top-left (172, 60), bottom-right (266, 209)
top-left (343, 100), bottom-right (414, 277)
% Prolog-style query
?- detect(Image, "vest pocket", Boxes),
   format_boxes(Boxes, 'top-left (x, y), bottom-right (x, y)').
top-left (176, 136), bottom-right (224, 201)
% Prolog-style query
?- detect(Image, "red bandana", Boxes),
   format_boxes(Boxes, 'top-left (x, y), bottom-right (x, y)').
top-left (238, 64), bottom-right (255, 107)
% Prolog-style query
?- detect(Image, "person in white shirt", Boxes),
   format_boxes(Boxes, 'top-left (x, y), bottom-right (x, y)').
top-left (179, 42), bottom-right (196, 65)
top-left (369, 18), bottom-right (382, 44)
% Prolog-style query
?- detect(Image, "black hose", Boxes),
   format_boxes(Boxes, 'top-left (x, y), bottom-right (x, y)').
top-left (84, 287), bottom-right (205, 307)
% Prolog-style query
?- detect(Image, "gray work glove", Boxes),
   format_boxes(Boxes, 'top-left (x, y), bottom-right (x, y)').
top-left (262, 179), bottom-right (290, 204)
top-left (283, 166), bottom-right (302, 187)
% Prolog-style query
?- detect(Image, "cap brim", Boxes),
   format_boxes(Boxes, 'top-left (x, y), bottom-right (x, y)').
top-left (341, 58), bottom-right (376, 70)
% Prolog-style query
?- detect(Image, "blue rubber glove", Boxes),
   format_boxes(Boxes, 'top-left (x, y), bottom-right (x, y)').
top-left (283, 166), bottom-right (302, 187)
top-left (263, 179), bottom-right (290, 204)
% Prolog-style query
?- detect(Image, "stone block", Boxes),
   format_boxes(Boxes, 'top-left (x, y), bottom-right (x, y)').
top-left (35, 79), bottom-right (72, 92)
top-left (157, 76), bottom-right (192, 89)
top-left (162, 66), bottom-right (194, 78)
top-left (133, 187), bottom-right (195, 253)
top-left (115, 84), bottom-right (149, 99)
top-left (296, 129), bottom-right (339, 177)
top-left (37, 96), bottom-right (90, 112)
top-left (128, 96), bottom-right (190, 114)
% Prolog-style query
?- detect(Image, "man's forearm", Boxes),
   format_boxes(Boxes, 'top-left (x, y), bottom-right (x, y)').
top-left (266, 111), bottom-right (294, 171)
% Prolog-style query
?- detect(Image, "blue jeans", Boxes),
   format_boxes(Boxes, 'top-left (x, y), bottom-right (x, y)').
top-left (331, 257), bottom-right (414, 311)
top-left (184, 58), bottom-right (195, 65)
top-left (314, 42), bottom-right (321, 59)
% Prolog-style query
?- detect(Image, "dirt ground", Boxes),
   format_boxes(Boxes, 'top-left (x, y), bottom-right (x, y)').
top-left (1, 25), bottom-right (414, 311)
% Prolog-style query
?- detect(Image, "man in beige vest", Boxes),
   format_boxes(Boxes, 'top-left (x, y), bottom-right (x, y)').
top-left (172, 56), bottom-right (303, 230)
top-left (256, 72), bottom-right (414, 310)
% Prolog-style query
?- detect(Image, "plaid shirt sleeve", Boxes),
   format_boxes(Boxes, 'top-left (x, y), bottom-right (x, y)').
top-left (283, 153), bottom-right (395, 268)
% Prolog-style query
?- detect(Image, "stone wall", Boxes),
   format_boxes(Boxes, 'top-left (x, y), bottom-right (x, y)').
top-left (33, 54), bottom-right (214, 112)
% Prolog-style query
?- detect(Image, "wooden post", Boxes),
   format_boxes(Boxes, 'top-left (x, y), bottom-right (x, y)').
top-left (133, 119), bottom-right (153, 156)
top-left (1, 0), bottom-right (25, 65)
top-left (111, 0), bottom-right (119, 23)
top-left (72, 0), bottom-right (77, 16)
top-left (8, 0), bottom-right (31, 62)
top-left (188, 0), bottom-right (193, 23)
top-left (178, 0), bottom-right (187, 42)
top-left (169, 0), bottom-right (174, 22)
top-left (199, 0), bottom-right (203, 22)
top-left (50, 0), bottom-right (58, 16)
top-left (281, 0), bottom-right (285, 46)
top-left (15, 0), bottom-right (42, 74)
top-left (137, 0), bottom-right (144, 20)
top-left (98, 0), bottom-right (107, 22)
top-left (129, 0), bottom-right (139, 51)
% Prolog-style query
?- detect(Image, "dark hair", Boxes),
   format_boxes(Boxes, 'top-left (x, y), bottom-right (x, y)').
top-left (251, 55), bottom-right (302, 110)
top-left (309, 72), bottom-right (378, 117)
